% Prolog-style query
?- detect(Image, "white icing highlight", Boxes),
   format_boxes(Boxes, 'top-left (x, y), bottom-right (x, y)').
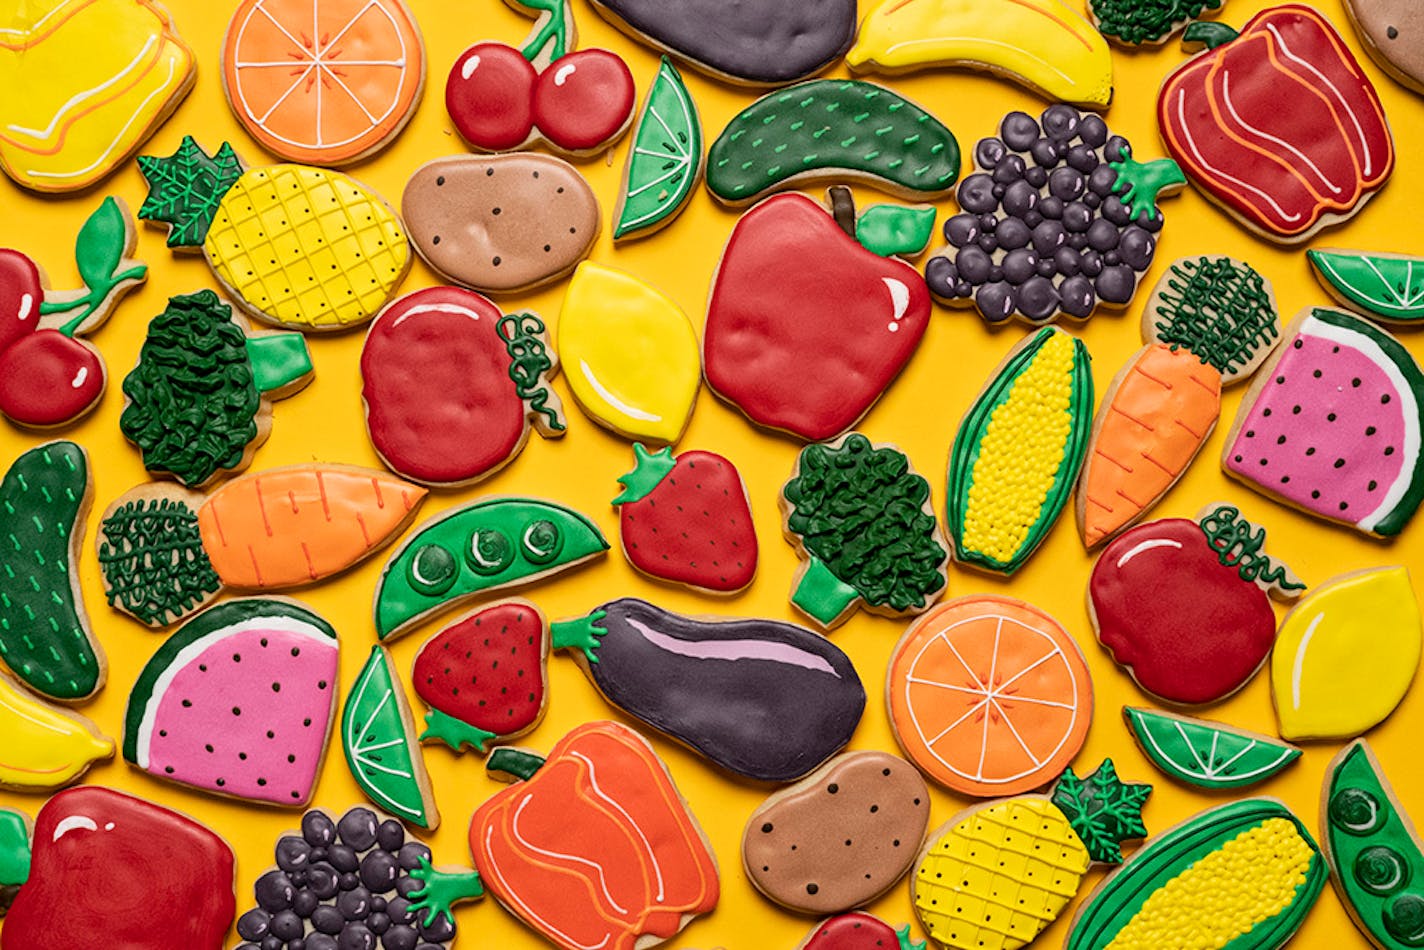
top-left (624, 616), bottom-right (840, 677)
top-left (70, 367), bottom-right (88, 389)
top-left (553, 62), bottom-right (578, 86)
top-left (17, 293), bottom-right (31, 322)
top-left (461, 54), bottom-right (481, 80)
top-left (1115, 537), bottom-right (1183, 568)
top-left (884, 276), bottom-right (909, 332)
top-left (579, 359), bottom-right (661, 422)
top-left (52, 815), bottom-right (97, 841)
top-left (388, 302), bottom-right (482, 330)
top-left (1291, 613), bottom-right (1325, 710)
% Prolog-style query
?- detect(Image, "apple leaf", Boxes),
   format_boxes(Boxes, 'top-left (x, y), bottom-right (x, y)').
top-left (856, 205), bottom-right (937, 258)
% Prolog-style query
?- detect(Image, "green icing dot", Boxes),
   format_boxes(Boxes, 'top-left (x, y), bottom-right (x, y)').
top-left (1356, 846), bottom-right (1412, 896)
top-left (521, 520), bottom-right (563, 565)
top-left (1385, 893), bottom-right (1424, 946)
top-left (1331, 787), bottom-right (1386, 836)
top-left (467, 529), bottom-right (514, 575)
top-left (408, 545), bottom-right (457, 596)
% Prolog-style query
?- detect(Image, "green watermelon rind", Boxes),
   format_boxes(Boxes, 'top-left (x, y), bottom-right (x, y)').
top-left (341, 646), bottom-right (436, 828)
top-left (122, 599), bottom-right (337, 767)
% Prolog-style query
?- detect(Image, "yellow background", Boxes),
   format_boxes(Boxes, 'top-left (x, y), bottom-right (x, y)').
top-left (2, 0), bottom-right (1422, 947)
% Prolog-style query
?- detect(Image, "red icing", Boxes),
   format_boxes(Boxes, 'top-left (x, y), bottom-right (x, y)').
top-left (704, 193), bottom-right (930, 441)
top-left (412, 601), bottom-right (547, 735)
top-left (805, 912), bottom-right (904, 949)
top-left (618, 450), bottom-right (757, 592)
top-left (0, 248), bottom-right (42, 354)
top-left (532, 50), bottom-right (636, 152)
top-left (360, 287), bottom-right (529, 485)
top-left (0, 330), bottom-right (103, 427)
top-left (2, 786), bottom-right (235, 950)
top-left (446, 43), bottom-right (538, 151)
top-left (1158, 5), bottom-right (1393, 238)
top-left (1090, 518), bottom-right (1276, 705)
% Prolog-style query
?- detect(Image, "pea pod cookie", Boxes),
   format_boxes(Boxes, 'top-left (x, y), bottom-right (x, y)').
top-left (1324, 740), bottom-right (1424, 949)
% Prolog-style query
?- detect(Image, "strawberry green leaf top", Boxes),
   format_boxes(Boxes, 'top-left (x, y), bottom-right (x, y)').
top-left (1051, 759), bottom-right (1152, 864)
top-left (612, 444), bottom-right (679, 505)
top-left (137, 136), bottom-right (244, 248)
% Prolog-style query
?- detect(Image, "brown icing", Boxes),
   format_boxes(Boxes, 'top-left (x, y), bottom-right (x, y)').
top-left (401, 154), bottom-right (598, 294)
top-left (1348, 0), bottom-right (1424, 90)
top-left (743, 750), bottom-right (929, 914)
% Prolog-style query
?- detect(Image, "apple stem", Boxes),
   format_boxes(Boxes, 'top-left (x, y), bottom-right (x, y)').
top-left (827, 186), bottom-right (858, 238)
top-left (519, 0), bottom-right (571, 62)
top-left (488, 747), bottom-right (547, 783)
top-left (1183, 20), bottom-right (1239, 50)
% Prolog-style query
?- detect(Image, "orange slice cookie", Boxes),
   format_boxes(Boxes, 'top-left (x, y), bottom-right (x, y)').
top-left (222, 0), bottom-right (425, 166)
top-left (888, 595), bottom-right (1093, 797)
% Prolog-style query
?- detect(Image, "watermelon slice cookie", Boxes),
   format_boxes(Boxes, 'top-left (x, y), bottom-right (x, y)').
top-left (1223, 307), bottom-right (1424, 536)
top-left (123, 598), bottom-right (339, 807)
top-left (343, 645), bottom-right (439, 828)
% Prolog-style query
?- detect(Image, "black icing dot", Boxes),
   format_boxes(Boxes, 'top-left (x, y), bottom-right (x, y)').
top-left (1367, 426), bottom-right (1378, 436)
top-left (1369, 480), bottom-right (1379, 491)
top-left (435, 176), bottom-right (445, 186)
top-left (1386, 446), bottom-right (1396, 456)
top-left (1328, 413), bottom-right (1337, 422)
top-left (1388, 25), bottom-right (1399, 39)
top-left (1354, 378), bottom-right (1363, 387)
top-left (806, 884), bottom-right (819, 895)
top-left (1312, 490), bottom-right (1321, 499)
top-left (1292, 405), bottom-right (1302, 415)
top-left (1382, 394), bottom-right (1392, 404)
top-left (827, 784), bottom-right (839, 795)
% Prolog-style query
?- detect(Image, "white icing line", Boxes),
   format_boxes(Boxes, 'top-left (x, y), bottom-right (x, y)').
top-left (1221, 70), bottom-right (1338, 195)
top-left (483, 822), bottom-right (612, 950)
top-left (1266, 20), bottom-right (1378, 178)
top-left (7, 35), bottom-right (158, 139)
top-left (1115, 537), bottom-right (1182, 568)
top-left (1172, 86), bottom-right (1304, 225)
top-left (571, 748), bottom-right (667, 903)
top-left (579, 359), bottom-right (660, 422)
top-left (1290, 613), bottom-right (1326, 710)
top-left (511, 792), bottom-right (629, 915)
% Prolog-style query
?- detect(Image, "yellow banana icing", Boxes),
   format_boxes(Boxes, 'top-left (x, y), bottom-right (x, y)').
top-left (0, 671), bottom-right (113, 790)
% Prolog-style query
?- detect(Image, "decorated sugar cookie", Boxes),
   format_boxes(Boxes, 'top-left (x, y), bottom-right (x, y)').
top-left (0, 441), bottom-right (103, 703)
top-left (123, 599), bottom-right (339, 807)
top-left (1078, 256), bottom-right (1281, 548)
top-left (848, 0), bottom-right (1114, 107)
top-left (551, 599), bottom-right (866, 782)
top-left (1323, 741), bottom-right (1424, 949)
top-left (706, 81), bottom-right (959, 206)
top-left (120, 291), bottom-right (313, 489)
top-left (402, 154), bottom-right (598, 295)
top-left (888, 595), bottom-right (1093, 797)
top-left (924, 107), bottom-right (1185, 324)
top-left (235, 806), bottom-right (458, 949)
top-left (1091, 0), bottom-right (1224, 45)
top-left (704, 189), bottom-right (934, 442)
top-left (0, 671), bottom-right (112, 792)
top-left (138, 137), bottom-right (410, 331)
top-left (0, 198), bottom-right (146, 428)
top-left (343, 646), bottom-right (439, 829)
top-left (797, 914), bottom-right (926, 950)
top-left (403, 721), bottom-right (720, 950)
top-left (373, 496), bottom-right (609, 641)
top-left (781, 434), bottom-right (949, 629)
top-left (744, 751), bottom-right (929, 914)
top-left (948, 327), bottom-right (1092, 574)
top-left (914, 760), bottom-right (1149, 950)
top-left (1066, 799), bottom-right (1327, 949)
top-left (558, 262), bottom-right (699, 444)
top-left (1091, 503), bottom-right (1303, 706)
top-left (361, 288), bottom-right (564, 487)
top-left (589, 0), bottom-right (856, 85)
top-left (1345, 0), bottom-right (1424, 94)
top-left (412, 600), bottom-right (559, 754)
top-left (614, 444), bottom-right (757, 594)
top-left (0, 0), bottom-right (195, 193)
top-left (96, 465), bottom-right (426, 628)
top-left (1222, 308), bottom-right (1424, 536)
top-left (0, 787), bottom-right (235, 950)
top-left (222, 0), bottom-right (425, 166)
top-left (612, 57), bottom-right (702, 241)
top-left (1271, 567), bottom-right (1421, 741)
top-left (1124, 707), bottom-right (1301, 790)
top-left (1309, 249), bottom-right (1424, 324)
top-left (446, 0), bottom-right (634, 158)
top-left (1158, 5), bottom-right (1395, 244)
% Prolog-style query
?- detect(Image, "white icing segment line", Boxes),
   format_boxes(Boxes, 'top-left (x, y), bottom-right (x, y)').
top-left (1220, 71), bottom-right (1338, 194)
top-left (511, 793), bottom-right (630, 915)
top-left (1290, 612), bottom-right (1326, 710)
top-left (1266, 19), bottom-right (1379, 179)
top-left (1115, 537), bottom-right (1183, 568)
top-left (579, 359), bottom-right (661, 422)
top-left (347, 669), bottom-right (420, 819)
top-left (1171, 86), bottom-right (1304, 224)
top-left (623, 616), bottom-right (839, 676)
top-left (483, 821), bottom-right (614, 950)
top-left (571, 748), bottom-right (668, 903)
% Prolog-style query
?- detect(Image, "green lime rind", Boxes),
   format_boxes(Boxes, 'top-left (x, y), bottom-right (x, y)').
top-left (1323, 741), bottom-right (1424, 950)
top-left (614, 57), bottom-right (702, 240)
top-left (1309, 250), bottom-right (1424, 324)
top-left (1067, 799), bottom-right (1328, 950)
top-left (342, 646), bottom-right (436, 829)
top-left (706, 79), bottom-right (959, 204)
top-left (1124, 707), bottom-right (1301, 790)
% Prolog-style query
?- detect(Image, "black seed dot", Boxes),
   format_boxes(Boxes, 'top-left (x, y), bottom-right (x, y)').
top-left (806, 884), bottom-right (819, 895)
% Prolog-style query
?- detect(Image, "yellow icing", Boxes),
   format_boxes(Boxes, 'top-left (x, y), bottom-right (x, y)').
top-left (1105, 818), bottom-right (1314, 950)
top-left (846, 0), bottom-right (1113, 107)
top-left (203, 165), bottom-right (409, 330)
top-left (0, 672), bottom-right (113, 789)
top-left (0, 0), bottom-right (194, 192)
top-left (961, 330), bottom-right (1075, 563)
top-left (557, 261), bottom-right (700, 444)
top-left (1270, 567), bottom-right (1422, 741)
top-left (915, 799), bottom-right (1089, 950)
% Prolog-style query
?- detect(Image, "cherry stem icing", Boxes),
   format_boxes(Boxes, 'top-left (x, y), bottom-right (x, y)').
top-left (42, 264), bottom-right (148, 336)
top-left (519, 0), bottom-right (571, 62)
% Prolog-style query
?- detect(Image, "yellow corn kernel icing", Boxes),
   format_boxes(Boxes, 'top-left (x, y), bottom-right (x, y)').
top-left (915, 799), bottom-right (1090, 950)
top-left (962, 331), bottom-right (1076, 563)
top-left (1105, 817), bottom-right (1314, 950)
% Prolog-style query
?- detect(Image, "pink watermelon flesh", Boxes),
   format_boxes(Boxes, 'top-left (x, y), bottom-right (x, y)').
top-left (1227, 313), bottom-right (1419, 533)
top-left (140, 624), bottom-right (337, 805)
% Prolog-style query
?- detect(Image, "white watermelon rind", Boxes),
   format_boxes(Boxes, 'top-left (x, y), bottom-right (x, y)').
top-left (122, 599), bottom-right (338, 791)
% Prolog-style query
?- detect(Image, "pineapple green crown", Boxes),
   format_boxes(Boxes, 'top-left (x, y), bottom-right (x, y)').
top-left (1051, 759), bottom-right (1152, 865)
top-left (137, 136), bottom-right (245, 248)
top-left (1150, 256), bottom-right (1279, 376)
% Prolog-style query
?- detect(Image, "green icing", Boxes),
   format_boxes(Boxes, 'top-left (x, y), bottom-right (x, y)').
top-left (408, 855), bottom-right (485, 929)
top-left (1066, 799), bottom-right (1327, 950)
top-left (496, 313), bottom-right (564, 434)
top-left (374, 498), bottom-right (608, 640)
top-left (611, 444), bottom-right (677, 506)
top-left (1051, 759), bottom-right (1151, 865)
top-left (517, 0), bottom-right (571, 61)
top-left (1151, 256), bottom-right (1279, 376)
top-left (614, 57), bottom-right (703, 240)
top-left (420, 708), bottom-right (496, 754)
top-left (855, 204), bottom-right (937, 258)
top-left (549, 611), bottom-right (606, 665)
top-left (0, 808), bottom-right (29, 890)
top-left (119, 290), bottom-right (270, 487)
top-left (37, 196), bottom-right (147, 335)
top-left (1124, 706), bottom-right (1301, 790)
top-left (782, 433), bottom-right (947, 626)
top-left (1198, 504), bottom-right (1304, 595)
top-left (487, 746), bottom-right (547, 783)
top-left (706, 80), bottom-right (960, 204)
top-left (1309, 250), bottom-right (1424, 324)
top-left (95, 494), bottom-right (221, 628)
top-left (0, 442), bottom-right (100, 701)
top-left (343, 646), bottom-right (433, 828)
top-left (895, 925), bottom-right (926, 950)
top-left (946, 328), bottom-right (1094, 575)
top-left (136, 137), bottom-right (244, 248)
top-left (1325, 741), bottom-right (1424, 950)
top-left (1089, 0), bottom-right (1223, 45)
top-left (1108, 149), bottom-right (1185, 222)
top-left (1184, 20), bottom-right (1241, 49)
top-left (244, 334), bottom-right (312, 394)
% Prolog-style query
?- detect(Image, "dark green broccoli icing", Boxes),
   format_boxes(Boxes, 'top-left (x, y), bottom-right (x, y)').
top-left (96, 495), bottom-right (221, 627)
top-left (1090, 0), bottom-right (1222, 45)
top-left (1152, 256), bottom-right (1278, 376)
